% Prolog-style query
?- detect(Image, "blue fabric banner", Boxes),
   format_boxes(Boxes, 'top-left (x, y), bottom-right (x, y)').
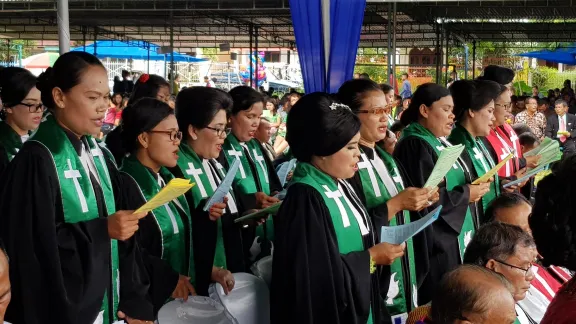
top-left (290, 0), bottom-right (366, 93)
top-left (289, 0), bottom-right (326, 93)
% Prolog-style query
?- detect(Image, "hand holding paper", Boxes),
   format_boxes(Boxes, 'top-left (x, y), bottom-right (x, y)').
top-left (234, 202), bottom-right (282, 223)
top-left (424, 145), bottom-right (465, 188)
top-left (380, 205), bottom-right (442, 245)
top-left (471, 153), bottom-right (513, 185)
top-left (277, 159), bottom-right (297, 187)
top-left (203, 159), bottom-right (240, 211)
top-left (135, 178), bottom-right (195, 214)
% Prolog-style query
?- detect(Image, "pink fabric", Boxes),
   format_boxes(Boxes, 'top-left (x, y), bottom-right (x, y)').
top-left (104, 107), bottom-right (120, 124)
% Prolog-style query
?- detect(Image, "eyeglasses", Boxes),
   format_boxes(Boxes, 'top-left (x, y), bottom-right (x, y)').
top-left (495, 103), bottom-right (512, 109)
top-left (205, 126), bottom-right (231, 137)
top-left (17, 102), bottom-right (47, 113)
top-left (494, 259), bottom-right (534, 277)
top-left (148, 130), bottom-right (182, 142)
top-left (357, 108), bottom-right (387, 115)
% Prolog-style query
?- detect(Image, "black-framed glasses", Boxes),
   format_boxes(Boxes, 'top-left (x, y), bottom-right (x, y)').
top-left (206, 126), bottom-right (231, 137)
top-left (17, 102), bottom-right (47, 113)
top-left (148, 130), bottom-right (182, 142)
top-left (494, 259), bottom-right (534, 277)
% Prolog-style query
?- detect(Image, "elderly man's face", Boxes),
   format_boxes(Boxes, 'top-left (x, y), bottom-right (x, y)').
top-left (489, 245), bottom-right (537, 302)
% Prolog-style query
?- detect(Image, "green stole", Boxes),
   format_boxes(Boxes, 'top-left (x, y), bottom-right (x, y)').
top-left (357, 146), bottom-right (418, 315)
top-left (292, 162), bottom-right (374, 324)
top-left (175, 143), bottom-right (228, 269)
top-left (0, 121), bottom-right (26, 162)
top-left (120, 155), bottom-right (197, 283)
top-left (402, 123), bottom-right (476, 258)
top-left (448, 124), bottom-right (500, 213)
top-left (223, 134), bottom-right (273, 241)
top-left (29, 115), bottom-right (120, 323)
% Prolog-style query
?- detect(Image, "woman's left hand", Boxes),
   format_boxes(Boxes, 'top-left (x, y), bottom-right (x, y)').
top-left (211, 267), bottom-right (235, 295)
top-left (117, 311), bottom-right (154, 324)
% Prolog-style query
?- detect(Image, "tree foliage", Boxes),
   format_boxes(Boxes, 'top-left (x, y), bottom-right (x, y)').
top-left (0, 40), bottom-right (35, 62)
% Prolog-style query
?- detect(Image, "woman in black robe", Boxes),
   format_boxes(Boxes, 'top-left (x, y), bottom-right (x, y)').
top-left (0, 52), bottom-right (154, 324)
top-left (0, 67), bottom-right (44, 175)
top-left (105, 73), bottom-right (171, 165)
top-left (393, 83), bottom-right (491, 305)
top-left (271, 92), bottom-right (406, 324)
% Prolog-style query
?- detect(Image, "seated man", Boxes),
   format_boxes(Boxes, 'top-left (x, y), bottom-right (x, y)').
top-left (408, 264), bottom-right (517, 324)
top-left (484, 194), bottom-right (572, 322)
top-left (463, 222), bottom-right (537, 324)
top-left (0, 240), bottom-right (10, 324)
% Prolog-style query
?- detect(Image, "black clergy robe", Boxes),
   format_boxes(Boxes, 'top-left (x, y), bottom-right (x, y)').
top-left (216, 142), bottom-right (283, 264)
top-left (169, 159), bottom-right (248, 295)
top-left (110, 170), bottom-right (183, 314)
top-left (271, 182), bottom-right (383, 324)
top-left (393, 136), bottom-right (473, 305)
top-left (0, 134), bottom-right (153, 324)
top-left (0, 143), bottom-right (7, 176)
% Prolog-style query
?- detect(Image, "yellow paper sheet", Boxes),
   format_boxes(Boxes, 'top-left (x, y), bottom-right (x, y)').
top-left (471, 153), bottom-right (513, 185)
top-left (135, 178), bottom-right (195, 214)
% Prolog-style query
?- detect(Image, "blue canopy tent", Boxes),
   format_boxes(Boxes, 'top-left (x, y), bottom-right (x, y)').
top-left (517, 46), bottom-right (576, 65)
top-left (71, 40), bottom-right (207, 62)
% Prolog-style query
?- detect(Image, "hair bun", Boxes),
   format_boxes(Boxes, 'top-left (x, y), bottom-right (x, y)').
top-left (36, 67), bottom-right (55, 92)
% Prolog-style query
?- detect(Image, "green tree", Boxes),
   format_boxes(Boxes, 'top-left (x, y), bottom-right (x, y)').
top-left (0, 40), bottom-right (35, 62)
top-left (201, 48), bottom-right (219, 61)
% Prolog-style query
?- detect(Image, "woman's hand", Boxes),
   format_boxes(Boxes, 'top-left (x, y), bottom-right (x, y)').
top-left (211, 267), bottom-right (235, 295)
top-left (388, 187), bottom-right (435, 214)
top-left (117, 311), bottom-right (153, 324)
top-left (368, 242), bottom-right (405, 265)
top-left (468, 182), bottom-right (491, 203)
top-left (208, 197), bottom-right (228, 221)
top-left (107, 210), bottom-right (147, 241)
top-left (171, 274), bottom-right (197, 301)
top-left (525, 155), bottom-right (541, 169)
top-left (255, 192), bottom-right (280, 209)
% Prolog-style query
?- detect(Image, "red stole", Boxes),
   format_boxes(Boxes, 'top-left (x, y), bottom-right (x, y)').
top-left (549, 266), bottom-right (573, 284)
top-left (533, 263), bottom-right (562, 302)
top-left (485, 128), bottom-right (518, 177)
top-left (500, 123), bottom-right (523, 159)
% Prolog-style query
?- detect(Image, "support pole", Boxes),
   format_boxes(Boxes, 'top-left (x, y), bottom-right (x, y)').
top-left (435, 24), bottom-right (441, 84)
top-left (94, 27), bottom-right (98, 56)
top-left (464, 44), bottom-right (469, 80)
top-left (249, 24), bottom-right (254, 88)
top-left (82, 27), bottom-right (86, 52)
top-left (387, 2), bottom-right (392, 85)
top-left (169, 4), bottom-right (175, 92)
top-left (392, 2), bottom-right (397, 93)
top-left (57, 0), bottom-right (70, 54)
top-left (445, 29), bottom-right (450, 86)
top-left (18, 44), bottom-right (22, 67)
top-left (147, 44), bottom-right (150, 74)
top-left (472, 40), bottom-right (477, 79)
top-left (321, 0), bottom-right (330, 89)
top-left (255, 25), bottom-right (259, 89)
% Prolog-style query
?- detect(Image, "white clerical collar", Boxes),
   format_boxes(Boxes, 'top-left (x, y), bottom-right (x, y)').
top-left (20, 134), bottom-right (29, 143)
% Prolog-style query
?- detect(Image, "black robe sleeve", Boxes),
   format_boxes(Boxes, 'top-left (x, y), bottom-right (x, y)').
top-left (0, 144), bottom-right (7, 176)
top-left (104, 127), bottom-right (125, 166)
top-left (0, 142), bottom-right (113, 324)
top-left (271, 183), bottom-right (376, 324)
top-left (110, 171), bottom-right (179, 314)
top-left (394, 137), bottom-right (470, 305)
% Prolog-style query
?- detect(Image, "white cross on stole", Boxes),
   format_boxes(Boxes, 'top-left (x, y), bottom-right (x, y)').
top-left (472, 147), bottom-right (489, 172)
top-left (509, 132), bottom-right (519, 157)
top-left (186, 163), bottom-right (208, 197)
top-left (357, 153), bottom-right (381, 197)
top-left (322, 185), bottom-right (369, 235)
top-left (392, 167), bottom-right (403, 185)
top-left (252, 148), bottom-right (269, 183)
top-left (64, 159), bottom-right (89, 213)
top-left (227, 148), bottom-right (246, 178)
top-left (437, 145), bottom-right (458, 169)
top-left (500, 147), bottom-right (512, 177)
